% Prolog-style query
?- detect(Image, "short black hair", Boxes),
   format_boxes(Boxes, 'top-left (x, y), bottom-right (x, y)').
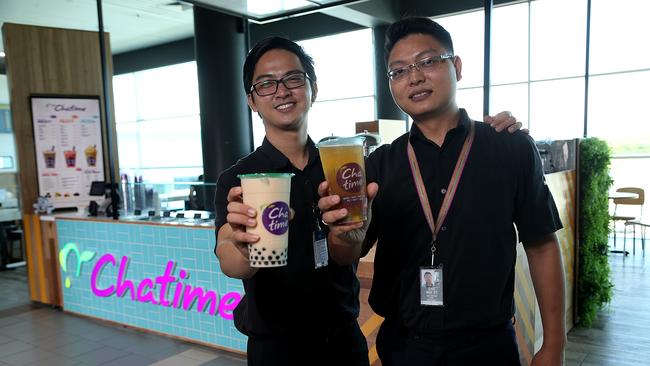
top-left (385, 17), bottom-right (454, 65)
top-left (243, 36), bottom-right (316, 94)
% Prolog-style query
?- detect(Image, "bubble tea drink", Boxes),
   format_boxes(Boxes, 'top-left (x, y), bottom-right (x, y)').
top-left (318, 137), bottom-right (367, 223)
top-left (238, 173), bottom-right (294, 268)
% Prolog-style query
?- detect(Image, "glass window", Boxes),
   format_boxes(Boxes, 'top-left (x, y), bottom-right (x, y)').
top-left (115, 122), bottom-right (141, 169)
top-left (435, 10), bottom-right (485, 89)
top-left (298, 29), bottom-right (374, 101)
top-left (113, 73), bottom-right (138, 123)
top-left (590, 0), bottom-right (650, 74)
top-left (113, 62), bottom-right (203, 181)
top-left (588, 71), bottom-right (650, 154)
top-left (134, 62), bottom-right (200, 121)
top-left (530, 0), bottom-right (587, 80)
top-left (530, 77), bottom-right (584, 140)
top-left (490, 83), bottom-right (529, 129)
top-left (491, 3), bottom-right (529, 85)
top-left (137, 116), bottom-right (203, 168)
top-left (456, 87), bottom-right (483, 121)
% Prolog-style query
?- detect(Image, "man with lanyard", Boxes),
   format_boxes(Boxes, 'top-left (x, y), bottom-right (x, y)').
top-left (319, 17), bottom-right (566, 365)
top-left (215, 37), bottom-right (524, 365)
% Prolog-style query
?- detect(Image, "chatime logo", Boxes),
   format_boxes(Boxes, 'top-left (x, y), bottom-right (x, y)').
top-left (336, 163), bottom-right (364, 193)
top-left (261, 201), bottom-right (289, 235)
top-left (59, 243), bottom-right (241, 320)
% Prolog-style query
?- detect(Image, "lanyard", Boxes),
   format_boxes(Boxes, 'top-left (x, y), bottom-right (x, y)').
top-left (406, 121), bottom-right (475, 266)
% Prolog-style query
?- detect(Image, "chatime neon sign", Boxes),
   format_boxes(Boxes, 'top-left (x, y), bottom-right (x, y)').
top-left (60, 243), bottom-right (241, 320)
top-left (91, 254), bottom-right (241, 320)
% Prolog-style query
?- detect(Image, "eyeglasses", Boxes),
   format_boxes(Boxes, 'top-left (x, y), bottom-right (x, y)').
top-left (387, 54), bottom-right (454, 81)
top-left (250, 72), bottom-right (311, 96)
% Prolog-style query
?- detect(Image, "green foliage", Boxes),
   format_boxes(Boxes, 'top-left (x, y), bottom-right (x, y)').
top-left (578, 138), bottom-right (614, 327)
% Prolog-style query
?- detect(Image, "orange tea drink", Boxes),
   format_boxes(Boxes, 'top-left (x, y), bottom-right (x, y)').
top-left (317, 137), bottom-right (367, 223)
top-left (238, 173), bottom-right (294, 268)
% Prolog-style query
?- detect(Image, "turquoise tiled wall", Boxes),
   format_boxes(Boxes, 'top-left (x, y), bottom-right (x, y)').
top-left (56, 219), bottom-right (247, 352)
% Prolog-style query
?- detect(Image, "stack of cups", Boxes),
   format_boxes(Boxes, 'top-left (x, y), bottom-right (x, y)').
top-left (238, 173), bottom-right (294, 267)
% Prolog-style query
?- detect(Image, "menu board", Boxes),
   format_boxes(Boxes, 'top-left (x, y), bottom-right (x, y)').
top-left (31, 96), bottom-right (105, 208)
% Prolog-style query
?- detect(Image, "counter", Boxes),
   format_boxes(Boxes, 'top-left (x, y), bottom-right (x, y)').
top-left (43, 214), bottom-right (247, 353)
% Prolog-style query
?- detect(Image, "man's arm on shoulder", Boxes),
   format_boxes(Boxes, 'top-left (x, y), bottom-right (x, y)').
top-left (524, 233), bottom-right (566, 365)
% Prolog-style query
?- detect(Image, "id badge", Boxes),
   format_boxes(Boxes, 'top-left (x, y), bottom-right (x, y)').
top-left (420, 266), bottom-right (443, 307)
top-left (313, 230), bottom-right (329, 269)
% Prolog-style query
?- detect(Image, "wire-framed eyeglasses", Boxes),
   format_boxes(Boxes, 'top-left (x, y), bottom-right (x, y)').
top-left (250, 72), bottom-right (311, 96)
top-left (387, 54), bottom-right (454, 81)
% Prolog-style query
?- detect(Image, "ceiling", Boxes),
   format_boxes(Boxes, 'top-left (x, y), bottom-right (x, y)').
top-left (0, 0), bottom-right (390, 58)
top-left (0, 0), bottom-right (195, 55)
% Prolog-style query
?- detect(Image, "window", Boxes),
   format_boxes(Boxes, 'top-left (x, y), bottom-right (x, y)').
top-left (435, 1), bottom-right (587, 138)
top-left (113, 61), bottom-right (203, 182)
top-left (251, 29), bottom-right (376, 147)
top-left (588, 0), bottom-right (650, 154)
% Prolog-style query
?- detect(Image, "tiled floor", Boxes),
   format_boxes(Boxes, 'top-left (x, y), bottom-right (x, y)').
top-left (0, 266), bottom-right (246, 366)
top-left (0, 236), bottom-right (648, 366)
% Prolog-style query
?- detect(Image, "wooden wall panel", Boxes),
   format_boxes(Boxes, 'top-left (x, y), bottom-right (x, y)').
top-left (2, 23), bottom-right (119, 214)
top-left (2, 23), bottom-right (119, 304)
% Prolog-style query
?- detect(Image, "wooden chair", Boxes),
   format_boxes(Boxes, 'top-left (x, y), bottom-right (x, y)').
top-left (611, 187), bottom-right (644, 253)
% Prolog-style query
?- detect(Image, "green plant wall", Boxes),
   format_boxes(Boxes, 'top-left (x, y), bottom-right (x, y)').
top-left (578, 137), bottom-right (614, 327)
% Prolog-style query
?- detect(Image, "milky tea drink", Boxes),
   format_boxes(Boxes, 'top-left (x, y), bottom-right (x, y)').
top-left (318, 137), bottom-right (367, 223)
top-left (238, 173), bottom-right (294, 268)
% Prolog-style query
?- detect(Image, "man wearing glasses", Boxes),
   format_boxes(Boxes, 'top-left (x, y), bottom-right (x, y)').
top-left (319, 17), bottom-right (566, 365)
top-left (214, 36), bottom-right (523, 366)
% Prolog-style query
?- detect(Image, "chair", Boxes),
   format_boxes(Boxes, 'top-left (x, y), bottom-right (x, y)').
top-left (625, 218), bottom-right (648, 256)
top-left (611, 187), bottom-right (644, 253)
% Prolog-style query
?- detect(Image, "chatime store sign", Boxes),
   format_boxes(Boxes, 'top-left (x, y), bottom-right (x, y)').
top-left (59, 242), bottom-right (242, 320)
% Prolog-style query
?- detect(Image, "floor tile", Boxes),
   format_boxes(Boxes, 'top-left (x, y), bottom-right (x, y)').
top-left (149, 355), bottom-right (203, 366)
top-left (1, 348), bottom-right (66, 366)
top-left (0, 340), bottom-right (35, 358)
top-left (98, 353), bottom-right (157, 366)
top-left (73, 346), bottom-right (131, 366)
top-left (50, 339), bottom-right (104, 358)
top-left (180, 348), bottom-right (221, 362)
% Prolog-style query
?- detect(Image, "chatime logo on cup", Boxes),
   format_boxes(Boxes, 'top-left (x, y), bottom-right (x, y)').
top-left (336, 163), bottom-right (364, 193)
top-left (261, 201), bottom-right (290, 235)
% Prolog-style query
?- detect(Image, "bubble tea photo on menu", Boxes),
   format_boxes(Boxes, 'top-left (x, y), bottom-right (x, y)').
top-left (64, 146), bottom-right (77, 168)
top-left (317, 136), bottom-right (367, 223)
top-left (238, 173), bottom-right (294, 267)
top-left (43, 146), bottom-right (56, 168)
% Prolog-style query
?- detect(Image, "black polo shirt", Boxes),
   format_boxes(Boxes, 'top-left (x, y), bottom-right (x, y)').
top-left (364, 108), bottom-right (562, 333)
top-left (214, 137), bottom-right (360, 338)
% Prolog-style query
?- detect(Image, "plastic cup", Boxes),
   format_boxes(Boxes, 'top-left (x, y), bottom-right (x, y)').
top-left (64, 150), bottom-right (76, 167)
top-left (43, 151), bottom-right (56, 168)
top-left (317, 136), bottom-right (367, 223)
top-left (85, 145), bottom-right (97, 167)
top-left (238, 173), bottom-right (294, 268)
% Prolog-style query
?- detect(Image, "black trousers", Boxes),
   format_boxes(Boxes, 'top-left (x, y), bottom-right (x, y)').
top-left (246, 320), bottom-right (369, 366)
top-left (376, 320), bottom-right (521, 366)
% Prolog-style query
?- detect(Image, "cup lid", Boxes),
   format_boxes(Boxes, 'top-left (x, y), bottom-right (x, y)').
top-left (316, 136), bottom-right (364, 148)
top-left (237, 173), bottom-right (295, 179)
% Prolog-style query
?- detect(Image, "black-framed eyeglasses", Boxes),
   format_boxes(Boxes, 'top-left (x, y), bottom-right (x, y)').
top-left (250, 72), bottom-right (311, 96)
top-left (387, 54), bottom-right (454, 81)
